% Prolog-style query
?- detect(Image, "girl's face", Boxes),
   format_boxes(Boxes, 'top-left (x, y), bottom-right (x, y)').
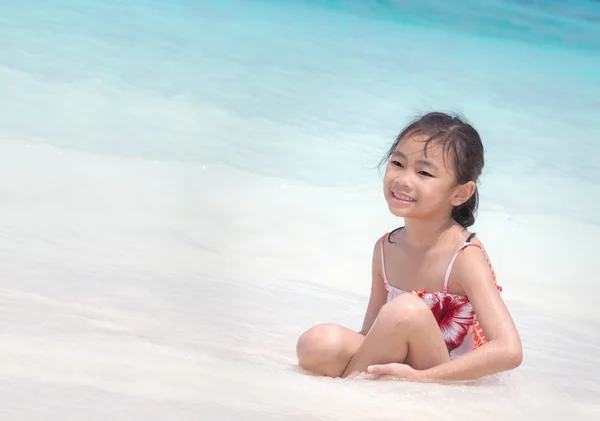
top-left (383, 135), bottom-right (473, 220)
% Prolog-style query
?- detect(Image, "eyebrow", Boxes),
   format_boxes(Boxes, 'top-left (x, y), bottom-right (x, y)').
top-left (391, 151), bottom-right (439, 171)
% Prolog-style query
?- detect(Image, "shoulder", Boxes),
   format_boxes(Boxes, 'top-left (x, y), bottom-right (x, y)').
top-left (449, 236), bottom-right (497, 292)
top-left (371, 229), bottom-right (399, 270)
top-left (369, 233), bottom-right (389, 288)
top-left (373, 229), bottom-right (397, 252)
top-left (372, 228), bottom-right (402, 257)
top-left (371, 232), bottom-right (386, 260)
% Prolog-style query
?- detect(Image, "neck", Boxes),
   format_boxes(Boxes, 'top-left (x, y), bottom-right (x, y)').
top-left (401, 215), bottom-right (456, 249)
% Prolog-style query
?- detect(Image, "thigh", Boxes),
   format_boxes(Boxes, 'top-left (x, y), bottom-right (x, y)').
top-left (402, 299), bottom-right (451, 370)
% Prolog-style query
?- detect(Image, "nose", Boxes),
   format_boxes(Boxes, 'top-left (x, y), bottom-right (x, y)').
top-left (393, 173), bottom-right (414, 190)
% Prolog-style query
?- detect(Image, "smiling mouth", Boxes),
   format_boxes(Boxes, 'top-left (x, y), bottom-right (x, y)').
top-left (391, 191), bottom-right (416, 202)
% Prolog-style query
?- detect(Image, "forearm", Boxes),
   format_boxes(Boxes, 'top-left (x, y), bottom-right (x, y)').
top-left (359, 299), bottom-right (385, 336)
top-left (358, 324), bottom-right (371, 336)
top-left (419, 341), bottom-right (522, 382)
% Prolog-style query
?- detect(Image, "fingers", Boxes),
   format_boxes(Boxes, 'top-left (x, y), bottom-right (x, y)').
top-left (364, 374), bottom-right (398, 381)
top-left (363, 363), bottom-right (419, 381)
top-left (367, 364), bottom-right (394, 374)
top-left (364, 372), bottom-right (396, 380)
top-left (364, 364), bottom-right (398, 380)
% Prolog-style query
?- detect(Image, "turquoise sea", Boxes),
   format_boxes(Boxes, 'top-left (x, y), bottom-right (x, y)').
top-left (1, 1), bottom-right (599, 419)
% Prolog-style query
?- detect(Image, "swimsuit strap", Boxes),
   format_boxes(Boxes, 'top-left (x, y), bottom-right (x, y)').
top-left (443, 233), bottom-right (497, 292)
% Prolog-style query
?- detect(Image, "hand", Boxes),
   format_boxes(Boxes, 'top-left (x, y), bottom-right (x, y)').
top-left (363, 363), bottom-right (423, 381)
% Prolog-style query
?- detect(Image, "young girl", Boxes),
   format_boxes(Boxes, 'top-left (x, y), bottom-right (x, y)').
top-left (296, 112), bottom-right (522, 382)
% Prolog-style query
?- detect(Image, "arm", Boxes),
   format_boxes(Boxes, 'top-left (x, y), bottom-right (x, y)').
top-left (418, 243), bottom-right (523, 382)
top-left (358, 238), bottom-right (389, 335)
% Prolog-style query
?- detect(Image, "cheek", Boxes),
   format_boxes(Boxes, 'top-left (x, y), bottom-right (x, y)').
top-left (433, 184), bottom-right (457, 204)
top-left (421, 180), bottom-right (452, 200)
top-left (383, 168), bottom-right (394, 184)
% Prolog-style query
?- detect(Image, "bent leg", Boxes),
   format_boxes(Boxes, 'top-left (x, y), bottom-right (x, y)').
top-left (341, 294), bottom-right (450, 378)
top-left (296, 323), bottom-right (364, 377)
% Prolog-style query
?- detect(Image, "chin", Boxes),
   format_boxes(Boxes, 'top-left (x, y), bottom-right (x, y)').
top-left (386, 204), bottom-right (412, 218)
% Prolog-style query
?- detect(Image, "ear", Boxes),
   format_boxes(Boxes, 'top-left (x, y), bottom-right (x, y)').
top-left (450, 181), bottom-right (476, 207)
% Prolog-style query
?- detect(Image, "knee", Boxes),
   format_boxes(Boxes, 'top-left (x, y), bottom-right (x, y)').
top-left (376, 293), bottom-right (431, 328)
top-left (296, 324), bottom-right (347, 371)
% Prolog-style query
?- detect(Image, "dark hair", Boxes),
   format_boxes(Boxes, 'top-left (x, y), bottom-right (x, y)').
top-left (380, 112), bottom-right (484, 228)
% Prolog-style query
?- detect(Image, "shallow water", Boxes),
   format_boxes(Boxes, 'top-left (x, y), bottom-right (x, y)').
top-left (1, 0), bottom-right (599, 419)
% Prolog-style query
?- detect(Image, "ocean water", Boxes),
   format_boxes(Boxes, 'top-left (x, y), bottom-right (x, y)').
top-left (1, 0), bottom-right (600, 419)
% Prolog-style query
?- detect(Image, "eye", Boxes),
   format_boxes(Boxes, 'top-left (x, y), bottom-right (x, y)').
top-left (391, 160), bottom-right (404, 168)
top-left (419, 171), bottom-right (434, 177)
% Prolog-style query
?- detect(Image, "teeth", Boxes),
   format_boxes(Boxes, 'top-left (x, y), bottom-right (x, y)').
top-left (393, 192), bottom-right (415, 202)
